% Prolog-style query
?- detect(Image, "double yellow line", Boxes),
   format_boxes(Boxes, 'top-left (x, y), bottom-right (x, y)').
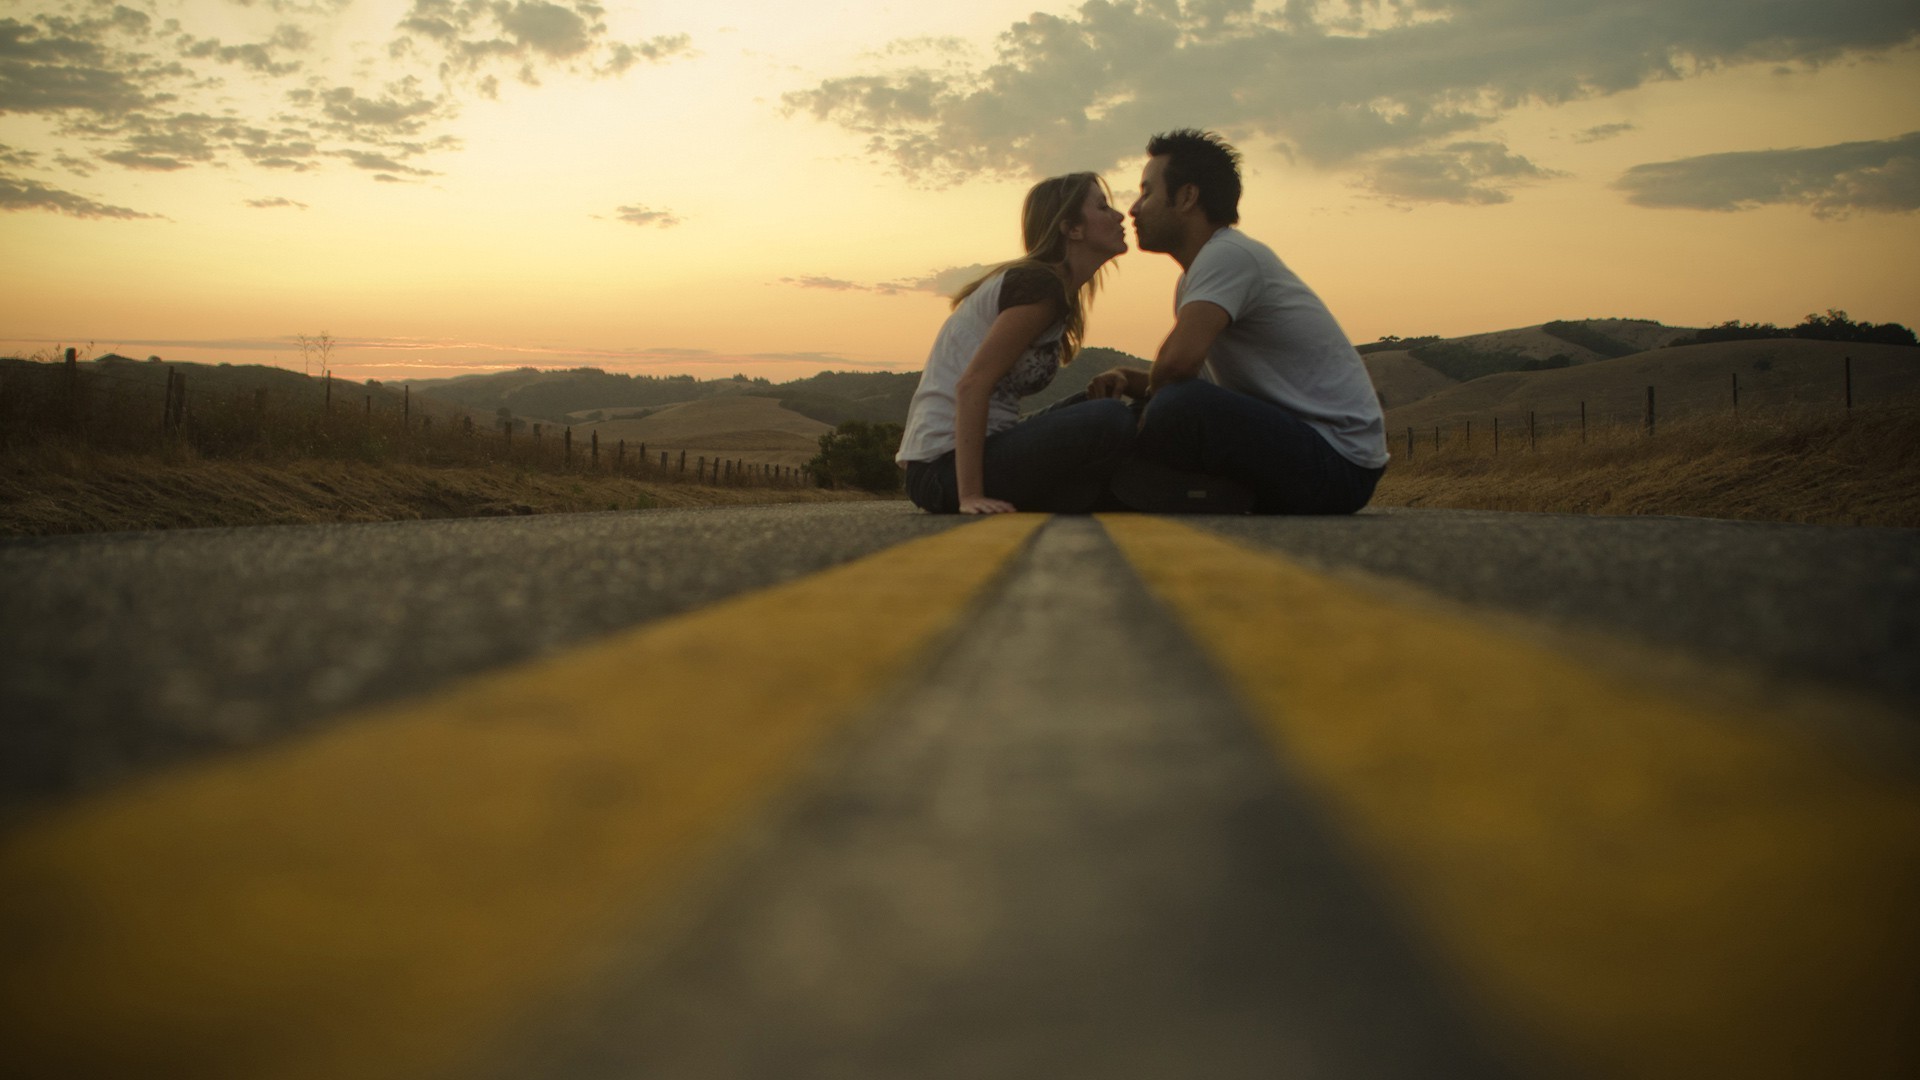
top-left (4, 514), bottom-right (1915, 1080)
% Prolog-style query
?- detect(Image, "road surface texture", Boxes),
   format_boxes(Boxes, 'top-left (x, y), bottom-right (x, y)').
top-left (2, 503), bottom-right (1915, 1080)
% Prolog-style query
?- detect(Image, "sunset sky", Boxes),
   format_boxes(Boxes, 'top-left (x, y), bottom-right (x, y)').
top-left (3, 0), bottom-right (1917, 381)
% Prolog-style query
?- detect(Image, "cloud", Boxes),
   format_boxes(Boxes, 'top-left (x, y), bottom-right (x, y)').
top-left (610, 203), bottom-right (681, 227)
top-left (0, 0), bottom-right (689, 216)
top-left (779, 263), bottom-right (992, 296)
top-left (1363, 141), bottom-right (1565, 204)
top-left (392, 0), bottom-right (691, 83)
top-left (1574, 122), bottom-right (1635, 144)
top-left (785, 0), bottom-right (1920, 202)
top-left (1614, 131), bottom-right (1920, 217)
top-left (0, 168), bottom-right (162, 218)
top-left (782, 274), bottom-right (863, 291)
top-left (244, 195), bottom-right (308, 208)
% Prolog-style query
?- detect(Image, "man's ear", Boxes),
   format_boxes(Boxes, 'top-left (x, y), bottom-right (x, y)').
top-left (1173, 183), bottom-right (1201, 214)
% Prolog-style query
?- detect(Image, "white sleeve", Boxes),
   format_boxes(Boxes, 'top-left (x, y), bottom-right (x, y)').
top-left (1177, 241), bottom-right (1258, 323)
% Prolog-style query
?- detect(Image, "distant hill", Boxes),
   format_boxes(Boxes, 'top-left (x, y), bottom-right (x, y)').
top-left (403, 367), bottom-right (772, 422)
top-left (576, 396), bottom-right (834, 469)
top-left (743, 370), bottom-right (920, 427)
top-left (1382, 339), bottom-right (1919, 435)
top-left (1358, 318), bottom-right (1700, 409)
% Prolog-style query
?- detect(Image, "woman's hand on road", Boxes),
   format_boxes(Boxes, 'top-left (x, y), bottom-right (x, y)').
top-left (959, 495), bottom-right (1018, 515)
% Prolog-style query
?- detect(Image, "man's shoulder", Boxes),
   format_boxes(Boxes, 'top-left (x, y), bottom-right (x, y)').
top-left (1193, 228), bottom-right (1281, 274)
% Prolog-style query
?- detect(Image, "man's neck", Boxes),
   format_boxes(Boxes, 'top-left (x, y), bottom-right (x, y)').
top-left (1171, 223), bottom-right (1228, 271)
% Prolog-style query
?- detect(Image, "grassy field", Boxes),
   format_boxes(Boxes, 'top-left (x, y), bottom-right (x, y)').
top-left (1372, 402), bottom-right (1920, 527)
top-left (0, 445), bottom-right (877, 537)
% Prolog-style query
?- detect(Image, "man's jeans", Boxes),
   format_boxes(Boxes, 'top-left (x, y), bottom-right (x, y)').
top-left (1133, 379), bottom-right (1384, 515)
top-left (904, 397), bottom-right (1135, 514)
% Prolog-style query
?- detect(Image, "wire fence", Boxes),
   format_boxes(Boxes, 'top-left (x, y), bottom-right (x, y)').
top-left (1391, 353), bottom-right (1918, 462)
top-left (0, 354), bottom-right (815, 489)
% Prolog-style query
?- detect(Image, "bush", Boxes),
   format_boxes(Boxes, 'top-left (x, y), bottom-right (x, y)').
top-left (807, 420), bottom-right (904, 492)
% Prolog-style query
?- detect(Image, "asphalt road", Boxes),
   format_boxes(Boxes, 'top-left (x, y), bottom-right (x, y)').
top-left (2, 503), bottom-right (1916, 1079)
top-left (3, 503), bottom-right (1911, 811)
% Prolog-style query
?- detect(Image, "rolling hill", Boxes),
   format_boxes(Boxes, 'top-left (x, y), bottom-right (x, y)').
top-left (1382, 339), bottom-right (1919, 435)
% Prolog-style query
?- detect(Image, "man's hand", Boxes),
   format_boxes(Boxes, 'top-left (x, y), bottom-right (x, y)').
top-left (959, 495), bottom-right (1018, 515)
top-left (1148, 301), bottom-right (1231, 394)
top-left (1086, 367), bottom-right (1147, 400)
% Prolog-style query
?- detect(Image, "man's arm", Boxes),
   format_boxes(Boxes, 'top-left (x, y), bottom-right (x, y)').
top-left (1146, 300), bottom-right (1230, 394)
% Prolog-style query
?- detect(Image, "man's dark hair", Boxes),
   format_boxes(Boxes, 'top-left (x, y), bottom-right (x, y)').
top-left (1145, 129), bottom-right (1241, 225)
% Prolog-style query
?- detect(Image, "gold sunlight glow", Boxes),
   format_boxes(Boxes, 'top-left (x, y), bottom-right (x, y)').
top-left (1, 1), bottom-right (1916, 379)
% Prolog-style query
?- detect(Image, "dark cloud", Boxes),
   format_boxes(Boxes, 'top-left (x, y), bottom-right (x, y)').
top-left (1614, 132), bottom-right (1920, 217)
top-left (392, 0), bottom-right (690, 83)
top-left (0, 167), bottom-right (161, 218)
top-left (611, 203), bottom-right (681, 227)
top-left (1574, 122), bottom-right (1635, 144)
top-left (1363, 141), bottom-right (1564, 204)
top-left (244, 195), bottom-right (308, 208)
top-left (172, 24), bottom-right (313, 77)
top-left (785, 0), bottom-right (1920, 202)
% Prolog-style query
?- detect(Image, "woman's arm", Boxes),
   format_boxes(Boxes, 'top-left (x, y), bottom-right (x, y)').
top-left (952, 300), bottom-right (1061, 514)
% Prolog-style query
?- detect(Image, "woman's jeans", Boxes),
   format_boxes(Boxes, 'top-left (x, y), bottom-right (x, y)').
top-left (1133, 379), bottom-right (1384, 515)
top-left (904, 397), bottom-right (1135, 514)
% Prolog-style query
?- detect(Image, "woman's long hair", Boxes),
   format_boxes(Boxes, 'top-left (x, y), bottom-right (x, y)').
top-left (950, 171), bottom-right (1111, 364)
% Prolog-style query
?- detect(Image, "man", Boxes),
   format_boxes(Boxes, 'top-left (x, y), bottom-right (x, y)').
top-left (1089, 129), bottom-right (1388, 514)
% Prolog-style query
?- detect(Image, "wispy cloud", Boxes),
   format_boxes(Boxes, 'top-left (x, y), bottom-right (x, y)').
top-left (608, 203), bottom-right (682, 227)
top-left (779, 263), bottom-right (991, 296)
top-left (1614, 132), bottom-right (1920, 217)
top-left (244, 196), bottom-right (308, 209)
top-left (784, 0), bottom-right (1920, 204)
top-left (1574, 122), bottom-right (1636, 144)
top-left (1363, 142), bottom-right (1565, 205)
top-left (0, 168), bottom-right (163, 219)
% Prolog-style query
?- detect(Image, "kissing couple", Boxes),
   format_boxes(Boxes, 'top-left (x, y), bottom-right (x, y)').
top-left (895, 128), bottom-right (1389, 517)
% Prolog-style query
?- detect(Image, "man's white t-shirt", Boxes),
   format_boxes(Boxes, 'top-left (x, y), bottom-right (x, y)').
top-left (1177, 228), bottom-right (1389, 469)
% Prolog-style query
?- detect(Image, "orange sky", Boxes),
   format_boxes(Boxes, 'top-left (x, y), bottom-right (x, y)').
top-left (3, 1), bottom-right (1917, 381)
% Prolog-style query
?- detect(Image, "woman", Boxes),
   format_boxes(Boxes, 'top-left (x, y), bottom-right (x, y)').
top-left (895, 172), bottom-right (1135, 514)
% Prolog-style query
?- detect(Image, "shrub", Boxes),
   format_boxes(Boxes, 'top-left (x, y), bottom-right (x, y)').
top-left (807, 420), bottom-right (904, 492)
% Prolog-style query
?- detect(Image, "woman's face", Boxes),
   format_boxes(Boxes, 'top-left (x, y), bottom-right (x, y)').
top-left (1072, 183), bottom-right (1129, 260)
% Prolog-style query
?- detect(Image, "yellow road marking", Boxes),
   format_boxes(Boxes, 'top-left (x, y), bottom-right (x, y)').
top-left (0, 514), bottom-right (1044, 1080)
top-left (1100, 515), bottom-right (1920, 1080)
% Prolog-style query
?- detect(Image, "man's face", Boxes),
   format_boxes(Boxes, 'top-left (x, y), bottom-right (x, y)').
top-left (1129, 155), bottom-right (1181, 254)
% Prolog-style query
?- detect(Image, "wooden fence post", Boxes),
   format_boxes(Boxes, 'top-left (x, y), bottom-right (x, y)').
top-left (1433, 425), bottom-right (1439, 451)
top-left (325, 372), bottom-right (332, 413)
top-left (1580, 400), bottom-right (1587, 443)
top-left (678, 451), bottom-right (686, 473)
top-left (404, 385), bottom-right (410, 423)
top-left (64, 347), bottom-right (80, 431)
top-left (1492, 416), bottom-right (1498, 454)
top-left (364, 394), bottom-right (371, 417)
top-left (1845, 356), bottom-right (1852, 411)
top-left (1730, 373), bottom-right (1738, 418)
top-left (564, 426), bottom-right (573, 465)
top-left (1405, 426), bottom-right (1413, 461)
top-left (591, 430), bottom-right (600, 469)
top-left (1528, 411), bottom-right (1535, 452)
top-left (1465, 420), bottom-right (1471, 450)
top-left (617, 438), bottom-right (625, 469)
top-left (1645, 385), bottom-right (1655, 436)
top-left (161, 368), bottom-right (176, 434)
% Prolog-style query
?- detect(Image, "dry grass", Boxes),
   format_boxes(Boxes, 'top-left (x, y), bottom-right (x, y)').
top-left (0, 446), bottom-right (877, 537)
top-left (1373, 402), bottom-right (1920, 527)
